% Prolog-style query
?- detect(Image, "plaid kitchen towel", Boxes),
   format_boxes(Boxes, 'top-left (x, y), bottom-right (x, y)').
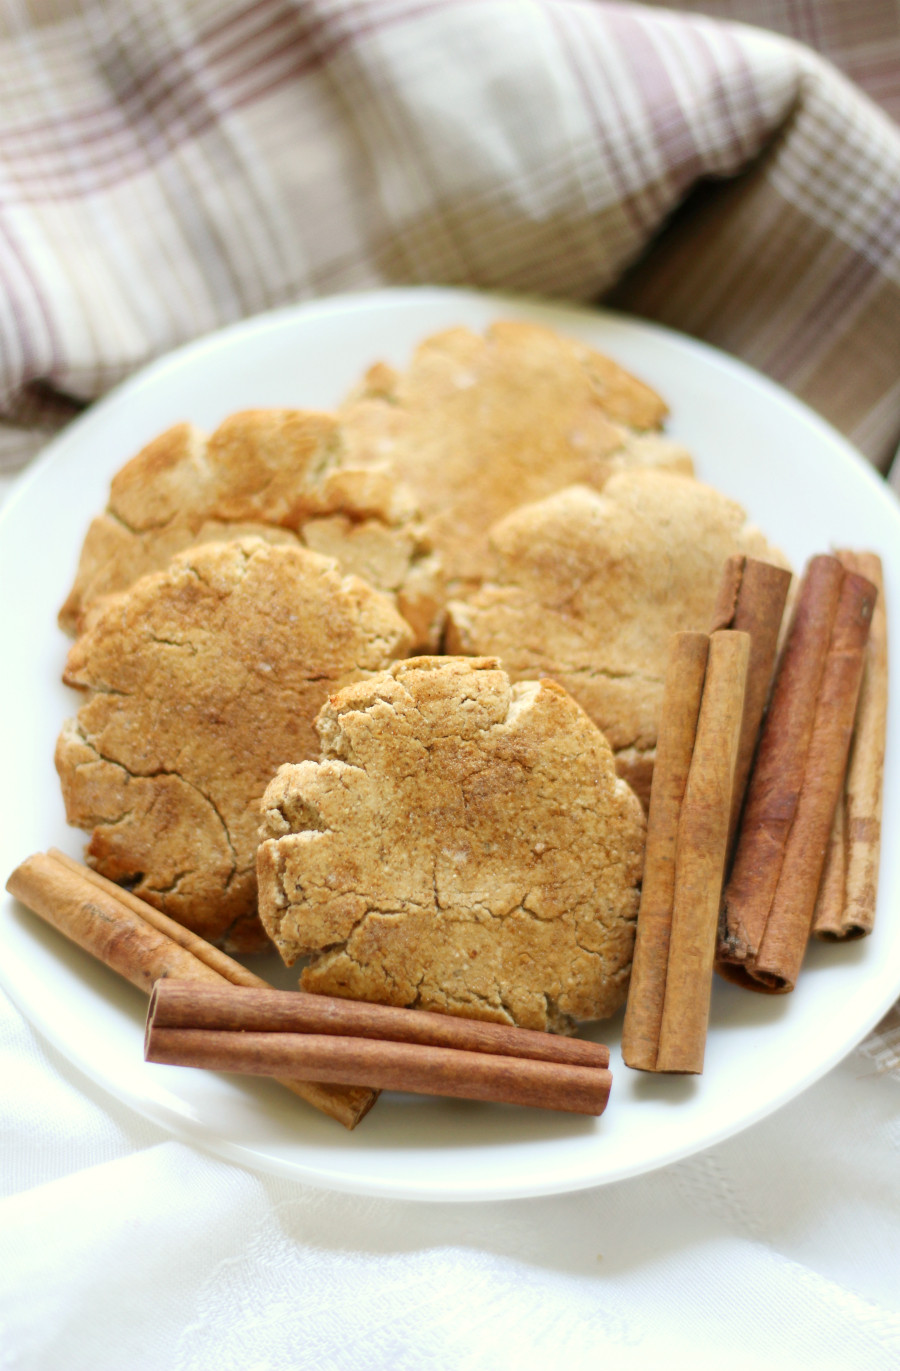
top-left (0, 0), bottom-right (899, 489)
top-left (639, 0), bottom-right (900, 123)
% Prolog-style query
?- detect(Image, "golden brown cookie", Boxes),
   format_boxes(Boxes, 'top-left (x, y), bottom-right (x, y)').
top-left (446, 472), bottom-right (787, 809)
top-left (339, 320), bottom-right (693, 588)
top-left (56, 538), bottom-right (415, 953)
top-left (257, 656), bottom-right (646, 1031)
top-left (60, 409), bottom-right (443, 651)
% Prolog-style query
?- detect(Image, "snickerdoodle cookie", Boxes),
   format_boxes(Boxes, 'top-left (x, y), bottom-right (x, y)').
top-left (339, 320), bottom-right (693, 589)
top-left (446, 471), bottom-right (786, 808)
top-left (56, 538), bottom-right (415, 952)
top-left (60, 409), bottom-right (443, 650)
top-left (257, 656), bottom-right (646, 1031)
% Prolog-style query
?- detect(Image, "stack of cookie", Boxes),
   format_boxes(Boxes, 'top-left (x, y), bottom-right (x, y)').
top-left (56, 320), bottom-right (784, 1031)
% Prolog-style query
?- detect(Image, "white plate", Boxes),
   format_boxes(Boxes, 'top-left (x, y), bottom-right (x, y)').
top-left (1, 287), bottom-right (898, 1202)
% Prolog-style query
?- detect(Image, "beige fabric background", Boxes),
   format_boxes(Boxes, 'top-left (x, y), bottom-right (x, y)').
top-left (0, 0), bottom-right (898, 487)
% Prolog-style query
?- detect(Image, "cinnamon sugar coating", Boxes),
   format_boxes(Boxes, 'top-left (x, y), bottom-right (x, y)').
top-left (59, 409), bottom-right (443, 651)
top-left (339, 320), bottom-right (693, 590)
top-left (446, 471), bottom-right (786, 808)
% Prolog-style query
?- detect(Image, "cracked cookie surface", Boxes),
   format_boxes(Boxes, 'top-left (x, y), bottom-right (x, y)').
top-left (446, 471), bottom-right (786, 809)
top-left (338, 320), bottom-right (694, 590)
top-left (55, 538), bottom-right (415, 952)
top-left (59, 408), bottom-right (443, 650)
top-left (257, 656), bottom-right (646, 1031)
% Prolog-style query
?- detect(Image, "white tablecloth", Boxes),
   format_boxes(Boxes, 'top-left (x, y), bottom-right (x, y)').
top-left (2, 981), bottom-right (899, 1370)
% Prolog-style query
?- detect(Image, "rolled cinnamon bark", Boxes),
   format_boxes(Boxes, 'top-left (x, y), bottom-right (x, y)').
top-left (813, 551), bottom-right (887, 940)
top-left (717, 555), bottom-right (846, 985)
top-left (148, 980), bottom-right (610, 1068)
top-left (709, 555), bottom-right (792, 854)
top-left (622, 630), bottom-right (748, 1073)
top-left (146, 1027), bottom-right (613, 1116)
top-left (719, 557), bottom-right (877, 991)
top-left (655, 630), bottom-right (749, 1072)
top-left (621, 632), bottom-right (708, 1071)
top-left (6, 851), bottom-right (377, 1128)
top-left (750, 570), bottom-right (876, 989)
top-left (49, 848), bottom-right (280, 989)
top-left (7, 852), bottom-right (224, 993)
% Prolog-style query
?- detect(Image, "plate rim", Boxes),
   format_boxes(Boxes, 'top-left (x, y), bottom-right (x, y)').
top-left (2, 283), bottom-right (898, 1201)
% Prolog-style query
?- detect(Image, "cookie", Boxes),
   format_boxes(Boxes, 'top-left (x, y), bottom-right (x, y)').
top-left (59, 409), bottom-right (443, 651)
top-left (339, 320), bottom-right (693, 588)
top-left (56, 538), bottom-right (415, 952)
top-left (446, 471), bottom-right (786, 808)
top-left (257, 656), bottom-right (646, 1031)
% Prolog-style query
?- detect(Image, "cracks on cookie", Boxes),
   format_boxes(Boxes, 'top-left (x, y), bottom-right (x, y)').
top-left (506, 658), bottom-right (663, 689)
top-left (73, 681), bottom-right (129, 698)
top-left (180, 560), bottom-right (227, 595)
top-left (263, 841), bottom-right (291, 947)
top-left (145, 632), bottom-right (199, 654)
top-left (407, 977), bottom-right (515, 1023)
top-left (67, 727), bottom-right (238, 888)
top-left (560, 662), bottom-right (664, 687)
top-left (142, 868), bottom-right (192, 898)
top-left (542, 993), bottom-right (578, 1036)
top-left (493, 989), bottom-right (519, 1027)
top-left (106, 507), bottom-right (176, 537)
top-left (204, 788), bottom-right (239, 887)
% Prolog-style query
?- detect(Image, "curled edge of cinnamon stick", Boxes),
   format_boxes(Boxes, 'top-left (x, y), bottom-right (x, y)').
top-left (717, 554), bottom-right (846, 986)
top-left (811, 791), bottom-right (847, 939)
top-left (145, 986), bottom-right (612, 1117)
top-left (813, 551), bottom-right (887, 941)
top-left (621, 631), bottom-right (709, 1072)
top-left (5, 851), bottom-right (377, 1129)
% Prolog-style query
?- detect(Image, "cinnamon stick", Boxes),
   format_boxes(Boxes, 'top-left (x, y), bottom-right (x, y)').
top-left (750, 571), bottom-right (876, 989)
top-left (813, 551), bottom-right (887, 940)
top-left (48, 849), bottom-right (274, 988)
top-left (719, 556), bottom-right (877, 991)
top-left (5, 851), bottom-right (377, 1128)
top-left (717, 555), bottom-right (845, 985)
top-left (148, 979), bottom-right (610, 1068)
top-left (709, 555), bottom-right (792, 854)
top-left (621, 632), bottom-right (708, 1071)
top-left (145, 986), bottom-right (612, 1116)
top-left (7, 852), bottom-right (224, 993)
top-left (622, 629), bottom-right (748, 1073)
top-left (655, 631), bottom-right (749, 1072)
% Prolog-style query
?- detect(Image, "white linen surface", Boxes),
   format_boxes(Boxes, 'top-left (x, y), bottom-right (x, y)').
top-left (2, 979), bottom-right (899, 1370)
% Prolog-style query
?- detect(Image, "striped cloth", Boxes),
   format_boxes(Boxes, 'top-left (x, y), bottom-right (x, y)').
top-left (639, 0), bottom-right (900, 123)
top-left (0, 0), bottom-right (899, 491)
